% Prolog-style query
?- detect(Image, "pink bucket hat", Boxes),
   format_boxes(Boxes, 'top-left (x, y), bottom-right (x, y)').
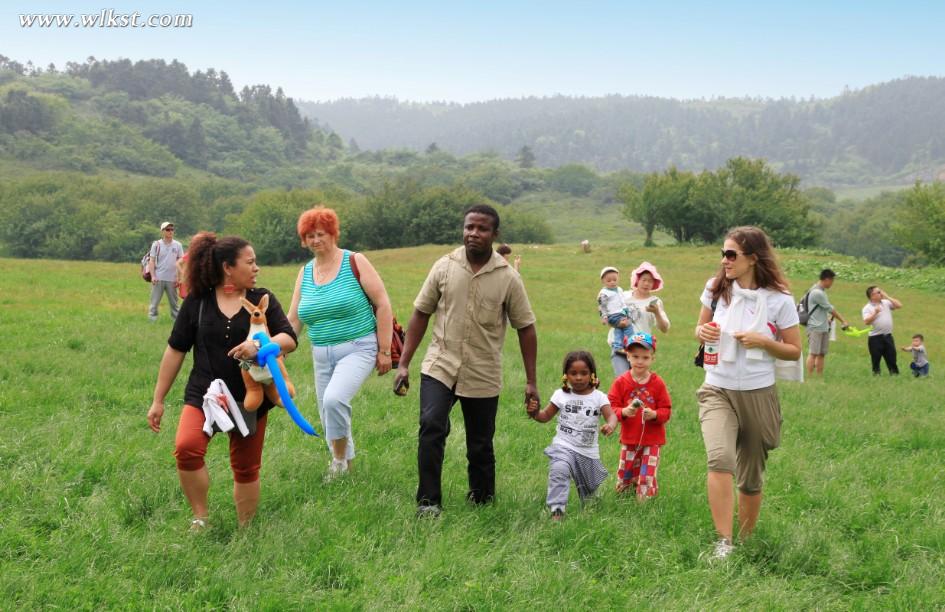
top-left (631, 261), bottom-right (663, 291)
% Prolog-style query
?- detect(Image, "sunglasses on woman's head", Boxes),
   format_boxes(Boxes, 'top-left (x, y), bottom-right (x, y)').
top-left (721, 249), bottom-right (741, 261)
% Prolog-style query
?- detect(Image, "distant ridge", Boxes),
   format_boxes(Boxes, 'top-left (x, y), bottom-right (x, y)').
top-left (300, 76), bottom-right (945, 187)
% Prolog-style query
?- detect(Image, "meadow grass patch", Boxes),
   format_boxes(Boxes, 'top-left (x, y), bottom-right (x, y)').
top-left (1, 246), bottom-right (943, 608)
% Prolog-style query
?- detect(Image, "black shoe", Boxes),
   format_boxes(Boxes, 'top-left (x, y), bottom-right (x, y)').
top-left (416, 504), bottom-right (442, 518)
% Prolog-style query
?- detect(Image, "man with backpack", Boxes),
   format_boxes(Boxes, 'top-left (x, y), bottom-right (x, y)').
top-left (148, 221), bottom-right (184, 322)
top-left (803, 269), bottom-right (849, 376)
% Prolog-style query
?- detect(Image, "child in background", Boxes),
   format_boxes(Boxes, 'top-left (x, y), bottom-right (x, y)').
top-left (608, 332), bottom-right (672, 499)
top-left (901, 334), bottom-right (930, 377)
top-left (527, 350), bottom-right (618, 520)
top-left (598, 266), bottom-right (631, 353)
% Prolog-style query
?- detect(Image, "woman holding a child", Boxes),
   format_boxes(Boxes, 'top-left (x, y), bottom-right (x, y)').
top-left (693, 226), bottom-right (801, 560)
top-left (609, 261), bottom-right (671, 375)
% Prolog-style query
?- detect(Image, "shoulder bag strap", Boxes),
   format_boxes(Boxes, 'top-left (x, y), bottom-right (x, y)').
top-left (197, 297), bottom-right (219, 380)
top-left (348, 251), bottom-right (374, 307)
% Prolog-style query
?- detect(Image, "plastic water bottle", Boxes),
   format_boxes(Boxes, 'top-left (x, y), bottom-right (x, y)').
top-left (703, 322), bottom-right (720, 370)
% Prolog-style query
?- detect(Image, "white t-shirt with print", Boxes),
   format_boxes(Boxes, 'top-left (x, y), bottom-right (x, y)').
top-left (550, 388), bottom-right (610, 459)
top-left (861, 299), bottom-right (895, 336)
top-left (700, 278), bottom-right (799, 391)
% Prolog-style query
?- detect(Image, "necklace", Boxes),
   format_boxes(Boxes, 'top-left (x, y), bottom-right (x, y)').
top-left (314, 249), bottom-right (341, 284)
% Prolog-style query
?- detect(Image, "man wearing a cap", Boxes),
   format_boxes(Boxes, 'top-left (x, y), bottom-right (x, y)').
top-left (148, 222), bottom-right (184, 321)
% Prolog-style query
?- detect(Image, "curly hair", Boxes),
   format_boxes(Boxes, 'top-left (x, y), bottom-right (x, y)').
top-left (186, 232), bottom-right (250, 295)
top-left (297, 207), bottom-right (340, 239)
top-left (561, 350), bottom-right (600, 392)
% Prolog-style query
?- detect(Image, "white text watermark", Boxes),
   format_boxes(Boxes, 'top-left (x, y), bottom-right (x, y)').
top-left (19, 10), bottom-right (193, 29)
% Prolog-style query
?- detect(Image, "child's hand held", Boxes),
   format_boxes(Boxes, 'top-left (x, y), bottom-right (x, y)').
top-left (525, 398), bottom-right (539, 416)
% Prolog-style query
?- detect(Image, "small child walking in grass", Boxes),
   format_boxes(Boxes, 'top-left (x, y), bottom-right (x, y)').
top-left (608, 332), bottom-right (672, 499)
top-left (527, 350), bottom-right (618, 520)
top-left (901, 334), bottom-right (930, 377)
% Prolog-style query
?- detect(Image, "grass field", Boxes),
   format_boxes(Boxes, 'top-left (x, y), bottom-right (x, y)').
top-left (508, 193), bottom-right (674, 245)
top-left (1, 244), bottom-right (943, 609)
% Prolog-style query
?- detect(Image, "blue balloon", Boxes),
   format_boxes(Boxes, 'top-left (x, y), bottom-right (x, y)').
top-left (252, 332), bottom-right (319, 437)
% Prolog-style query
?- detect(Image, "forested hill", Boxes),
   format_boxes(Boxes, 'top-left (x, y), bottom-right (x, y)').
top-left (300, 77), bottom-right (945, 187)
top-left (0, 56), bottom-right (345, 182)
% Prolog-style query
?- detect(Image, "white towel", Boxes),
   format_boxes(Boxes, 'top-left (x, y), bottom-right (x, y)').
top-left (201, 379), bottom-right (249, 437)
top-left (719, 283), bottom-right (768, 362)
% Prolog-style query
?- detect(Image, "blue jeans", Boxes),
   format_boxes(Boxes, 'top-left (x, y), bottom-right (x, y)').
top-left (608, 312), bottom-right (630, 351)
top-left (312, 332), bottom-right (377, 460)
top-left (911, 362), bottom-right (930, 377)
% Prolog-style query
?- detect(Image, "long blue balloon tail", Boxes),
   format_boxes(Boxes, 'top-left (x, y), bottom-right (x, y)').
top-left (253, 332), bottom-right (319, 437)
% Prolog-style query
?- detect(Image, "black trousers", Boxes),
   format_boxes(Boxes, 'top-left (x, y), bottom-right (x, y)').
top-left (868, 333), bottom-right (899, 375)
top-left (417, 374), bottom-right (499, 507)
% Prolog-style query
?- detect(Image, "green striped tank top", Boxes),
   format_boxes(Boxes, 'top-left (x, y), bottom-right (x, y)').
top-left (298, 250), bottom-right (376, 346)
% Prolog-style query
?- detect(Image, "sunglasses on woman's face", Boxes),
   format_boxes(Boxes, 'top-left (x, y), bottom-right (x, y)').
top-left (722, 249), bottom-right (750, 261)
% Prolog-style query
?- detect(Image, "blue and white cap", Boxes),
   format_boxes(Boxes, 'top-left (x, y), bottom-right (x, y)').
top-left (624, 332), bottom-right (657, 352)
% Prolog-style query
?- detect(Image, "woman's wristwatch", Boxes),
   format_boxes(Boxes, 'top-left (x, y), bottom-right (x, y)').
top-left (381, 350), bottom-right (391, 356)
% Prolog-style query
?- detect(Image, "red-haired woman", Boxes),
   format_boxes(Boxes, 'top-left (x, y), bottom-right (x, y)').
top-left (147, 233), bottom-right (298, 530)
top-left (693, 226), bottom-right (801, 559)
top-left (288, 207), bottom-right (393, 480)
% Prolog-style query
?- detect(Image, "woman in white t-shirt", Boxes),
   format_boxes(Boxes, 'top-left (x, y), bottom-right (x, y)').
top-left (861, 285), bottom-right (903, 375)
top-left (609, 261), bottom-right (671, 375)
top-left (694, 226), bottom-right (801, 560)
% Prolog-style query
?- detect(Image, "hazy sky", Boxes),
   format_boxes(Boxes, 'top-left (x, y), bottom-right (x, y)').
top-left (3, 1), bottom-right (943, 103)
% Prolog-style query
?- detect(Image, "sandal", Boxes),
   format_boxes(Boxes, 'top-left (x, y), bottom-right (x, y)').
top-left (189, 518), bottom-right (208, 532)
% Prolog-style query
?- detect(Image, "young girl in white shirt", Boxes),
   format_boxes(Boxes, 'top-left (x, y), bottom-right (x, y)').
top-left (527, 350), bottom-right (618, 520)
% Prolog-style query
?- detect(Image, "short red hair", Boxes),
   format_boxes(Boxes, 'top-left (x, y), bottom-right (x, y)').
top-left (297, 207), bottom-right (340, 239)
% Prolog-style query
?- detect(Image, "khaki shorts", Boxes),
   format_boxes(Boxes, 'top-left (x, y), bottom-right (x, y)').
top-left (697, 383), bottom-right (782, 494)
top-left (807, 330), bottom-right (829, 356)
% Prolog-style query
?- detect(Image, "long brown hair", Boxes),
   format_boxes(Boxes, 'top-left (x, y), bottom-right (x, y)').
top-left (710, 226), bottom-right (791, 304)
top-left (186, 232), bottom-right (250, 296)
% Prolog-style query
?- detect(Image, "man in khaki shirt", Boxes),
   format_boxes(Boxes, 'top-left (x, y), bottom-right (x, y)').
top-left (394, 204), bottom-right (538, 516)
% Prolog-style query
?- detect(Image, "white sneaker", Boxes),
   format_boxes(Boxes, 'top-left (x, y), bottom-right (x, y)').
top-left (709, 537), bottom-right (735, 560)
top-left (325, 458), bottom-right (348, 482)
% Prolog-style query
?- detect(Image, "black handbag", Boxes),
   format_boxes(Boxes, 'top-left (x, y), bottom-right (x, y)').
top-left (198, 298), bottom-right (258, 436)
top-left (693, 298), bottom-right (719, 368)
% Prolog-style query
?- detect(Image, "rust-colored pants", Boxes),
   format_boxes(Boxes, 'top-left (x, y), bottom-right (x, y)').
top-left (174, 405), bottom-right (268, 483)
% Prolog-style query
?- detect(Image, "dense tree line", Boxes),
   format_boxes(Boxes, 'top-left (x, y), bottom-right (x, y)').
top-left (0, 173), bottom-right (552, 264)
top-left (1, 55), bottom-right (941, 270)
top-left (620, 158), bottom-right (817, 248)
top-left (301, 77), bottom-right (945, 186)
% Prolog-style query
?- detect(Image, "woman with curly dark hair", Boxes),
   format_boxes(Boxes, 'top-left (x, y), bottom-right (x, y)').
top-left (147, 232), bottom-right (297, 531)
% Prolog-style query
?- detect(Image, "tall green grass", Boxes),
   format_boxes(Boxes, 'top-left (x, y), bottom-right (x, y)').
top-left (1, 244), bottom-right (943, 609)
